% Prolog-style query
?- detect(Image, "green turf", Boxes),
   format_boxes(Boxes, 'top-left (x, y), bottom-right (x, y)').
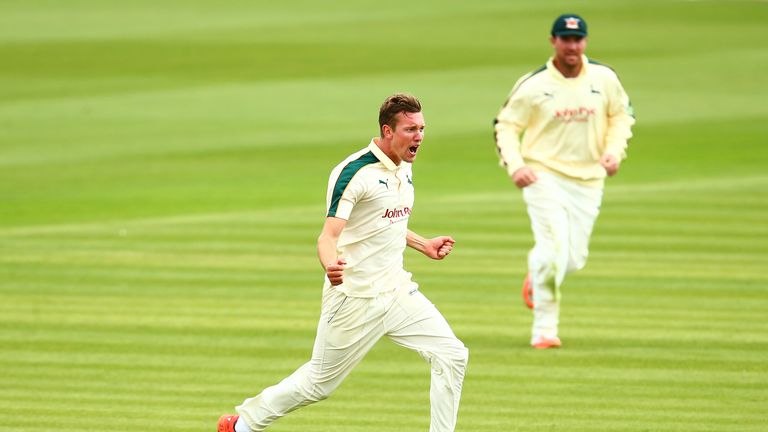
top-left (1, 1), bottom-right (767, 431)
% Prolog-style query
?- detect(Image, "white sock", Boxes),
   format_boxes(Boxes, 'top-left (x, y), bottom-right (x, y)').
top-left (234, 417), bottom-right (250, 432)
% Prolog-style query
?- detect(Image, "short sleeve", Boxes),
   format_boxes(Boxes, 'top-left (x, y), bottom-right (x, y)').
top-left (326, 167), bottom-right (367, 220)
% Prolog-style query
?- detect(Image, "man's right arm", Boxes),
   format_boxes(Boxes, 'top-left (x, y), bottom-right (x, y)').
top-left (494, 84), bottom-right (534, 187)
top-left (317, 216), bottom-right (347, 285)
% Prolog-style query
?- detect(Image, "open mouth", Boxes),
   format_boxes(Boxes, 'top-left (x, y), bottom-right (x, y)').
top-left (408, 145), bottom-right (419, 156)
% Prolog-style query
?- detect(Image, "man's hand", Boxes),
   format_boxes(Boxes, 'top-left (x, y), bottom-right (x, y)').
top-left (318, 217), bottom-right (347, 284)
top-left (424, 236), bottom-right (455, 260)
top-left (512, 166), bottom-right (538, 188)
top-left (600, 154), bottom-right (620, 176)
top-left (325, 258), bottom-right (346, 285)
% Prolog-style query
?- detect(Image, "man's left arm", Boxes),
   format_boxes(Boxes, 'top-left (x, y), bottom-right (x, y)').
top-left (601, 73), bottom-right (636, 176)
top-left (407, 230), bottom-right (455, 260)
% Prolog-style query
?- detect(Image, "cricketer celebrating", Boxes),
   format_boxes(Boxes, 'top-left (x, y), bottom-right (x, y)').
top-left (219, 93), bottom-right (468, 432)
top-left (494, 14), bottom-right (635, 349)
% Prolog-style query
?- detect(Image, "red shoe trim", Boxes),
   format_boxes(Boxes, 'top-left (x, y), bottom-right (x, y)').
top-left (522, 273), bottom-right (534, 309)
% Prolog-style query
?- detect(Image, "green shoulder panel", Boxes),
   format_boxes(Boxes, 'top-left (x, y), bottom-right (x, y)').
top-left (588, 57), bottom-right (621, 77)
top-left (513, 64), bottom-right (547, 94)
top-left (327, 151), bottom-right (379, 217)
top-left (498, 63), bottom-right (547, 113)
top-left (588, 58), bottom-right (634, 118)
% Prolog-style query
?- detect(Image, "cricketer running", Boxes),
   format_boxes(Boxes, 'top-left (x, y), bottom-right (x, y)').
top-left (218, 93), bottom-right (468, 432)
top-left (494, 14), bottom-right (636, 349)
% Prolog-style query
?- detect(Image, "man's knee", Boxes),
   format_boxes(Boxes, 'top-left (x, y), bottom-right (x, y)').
top-left (457, 343), bottom-right (469, 366)
top-left (568, 249), bottom-right (589, 273)
top-left (306, 388), bottom-right (331, 403)
top-left (294, 372), bottom-right (334, 403)
top-left (430, 342), bottom-right (468, 395)
top-left (426, 338), bottom-right (468, 366)
top-left (442, 340), bottom-right (469, 371)
top-left (529, 248), bottom-right (557, 278)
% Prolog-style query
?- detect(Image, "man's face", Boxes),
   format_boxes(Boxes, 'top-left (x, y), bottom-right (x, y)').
top-left (551, 35), bottom-right (587, 68)
top-left (385, 111), bottom-right (425, 165)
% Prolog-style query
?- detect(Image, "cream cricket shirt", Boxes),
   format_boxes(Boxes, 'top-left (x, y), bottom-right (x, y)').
top-left (494, 55), bottom-right (635, 187)
top-left (325, 139), bottom-right (415, 297)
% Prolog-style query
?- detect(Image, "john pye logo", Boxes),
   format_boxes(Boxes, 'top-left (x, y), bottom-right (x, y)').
top-left (381, 206), bottom-right (412, 224)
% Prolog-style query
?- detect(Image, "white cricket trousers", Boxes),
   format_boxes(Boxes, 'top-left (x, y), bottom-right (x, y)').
top-left (236, 282), bottom-right (468, 432)
top-left (522, 172), bottom-right (603, 340)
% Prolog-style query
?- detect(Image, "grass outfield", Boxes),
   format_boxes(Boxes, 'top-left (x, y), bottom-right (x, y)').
top-left (1, 1), bottom-right (767, 431)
